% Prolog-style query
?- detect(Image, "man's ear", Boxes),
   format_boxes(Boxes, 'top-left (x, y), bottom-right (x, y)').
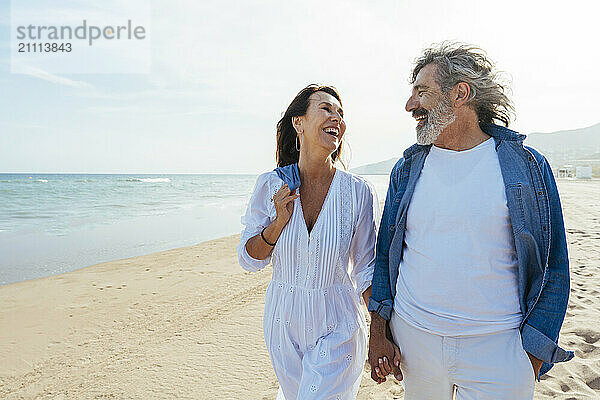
top-left (454, 82), bottom-right (471, 108)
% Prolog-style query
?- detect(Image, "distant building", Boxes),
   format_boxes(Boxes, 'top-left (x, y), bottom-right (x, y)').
top-left (557, 165), bottom-right (575, 178)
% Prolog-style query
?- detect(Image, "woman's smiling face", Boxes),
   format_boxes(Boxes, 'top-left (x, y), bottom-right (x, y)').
top-left (296, 91), bottom-right (346, 155)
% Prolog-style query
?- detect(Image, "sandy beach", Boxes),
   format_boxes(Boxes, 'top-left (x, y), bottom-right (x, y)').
top-left (1, 179), bottom-right (599, 399)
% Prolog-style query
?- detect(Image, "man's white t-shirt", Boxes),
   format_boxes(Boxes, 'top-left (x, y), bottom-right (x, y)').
top-left (393, 137), bottom-right (523, 336)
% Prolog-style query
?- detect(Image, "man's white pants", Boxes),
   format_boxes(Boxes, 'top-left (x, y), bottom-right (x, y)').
top-left (390, 312), bottom-right (535, 400)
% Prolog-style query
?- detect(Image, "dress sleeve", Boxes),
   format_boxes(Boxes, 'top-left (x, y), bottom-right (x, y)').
top-left (237, 172), bottom-right (278, 272)
top-left (348, 178), bottom-right (380, 301)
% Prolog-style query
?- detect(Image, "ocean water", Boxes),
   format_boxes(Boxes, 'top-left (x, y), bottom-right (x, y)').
top-left (0, 173), bottom-right (389, 285)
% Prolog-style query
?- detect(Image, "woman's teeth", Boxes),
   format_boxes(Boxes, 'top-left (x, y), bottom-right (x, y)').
top-left (324, 128), bottom-right (339, 136)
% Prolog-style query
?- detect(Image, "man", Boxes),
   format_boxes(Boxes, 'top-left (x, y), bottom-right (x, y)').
top-left (367, 43), bottom-right (573, 399)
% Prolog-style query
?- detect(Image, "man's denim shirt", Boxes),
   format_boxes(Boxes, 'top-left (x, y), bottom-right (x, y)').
top-left (368, 123), bottom-right (574, 378)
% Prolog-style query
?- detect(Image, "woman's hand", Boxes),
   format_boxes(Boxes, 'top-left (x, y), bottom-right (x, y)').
top-left (273, 184), bottom-right (299, 227)
top-left (245, 183), bottom-right (299, 261)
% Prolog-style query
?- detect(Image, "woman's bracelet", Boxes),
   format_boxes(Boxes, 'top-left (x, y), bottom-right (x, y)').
top-left (261, 227), bottom-right (276, 246)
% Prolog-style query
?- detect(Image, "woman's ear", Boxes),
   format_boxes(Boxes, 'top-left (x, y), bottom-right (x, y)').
top-left (292, 116), bottom-right (302, 134)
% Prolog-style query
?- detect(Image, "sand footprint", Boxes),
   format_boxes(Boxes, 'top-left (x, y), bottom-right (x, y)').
top-left (587, 376), bottom-right (600, 390)
top-left (575, 329), bottom-right (600, 345)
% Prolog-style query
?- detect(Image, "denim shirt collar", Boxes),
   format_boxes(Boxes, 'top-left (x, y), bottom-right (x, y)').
top-left (481, 123), bottom-right (526, 142)
top-left (402, 123), bottom-right (527, 159)
top-left (273, 162), bottom-right (301, 191)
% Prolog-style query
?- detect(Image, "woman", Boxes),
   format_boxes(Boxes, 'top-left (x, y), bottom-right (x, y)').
top-left (237, 85), bottom-right (378, 399)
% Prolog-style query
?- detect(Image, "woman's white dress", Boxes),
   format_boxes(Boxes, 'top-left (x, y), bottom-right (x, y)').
top-left (237, 169), bottom-right (378, 400)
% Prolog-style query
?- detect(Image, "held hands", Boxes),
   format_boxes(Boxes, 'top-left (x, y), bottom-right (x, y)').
top-left (368, 319), bottom-right (403, 384)
top-left (273, 184), bottom-right (299, 226)
top-left (370, 341), bottom-right (402, 384)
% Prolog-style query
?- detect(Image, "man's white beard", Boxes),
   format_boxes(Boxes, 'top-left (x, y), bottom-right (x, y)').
top-left (416, 95), bottom-right (456, 145)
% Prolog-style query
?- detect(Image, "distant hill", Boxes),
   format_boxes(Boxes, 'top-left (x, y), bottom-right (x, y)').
top-left (352, 122), bottom-right (600, 175)
top-left (524, 123), bottom-right (600, 167)
top-left (351, 157), bottom-right (399, 175)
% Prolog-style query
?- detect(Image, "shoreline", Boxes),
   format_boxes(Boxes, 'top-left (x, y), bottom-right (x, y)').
top-left (0, 233), bottom-right (240, 290)
top-left (1, 180), bottom-right (599, 398)
top-left (0, 173), bottom-right (257, 286)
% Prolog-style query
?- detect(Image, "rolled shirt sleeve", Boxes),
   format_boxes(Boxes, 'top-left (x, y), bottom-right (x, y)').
top-left (237, 172), bottom-right (279, 272)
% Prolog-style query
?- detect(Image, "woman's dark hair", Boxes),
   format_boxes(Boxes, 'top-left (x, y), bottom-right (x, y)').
top-left (276, 84), bottom-right (345, 167)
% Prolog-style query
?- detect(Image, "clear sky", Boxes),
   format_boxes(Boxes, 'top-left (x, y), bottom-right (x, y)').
top-left (1, 0), bottom-right (599, 174)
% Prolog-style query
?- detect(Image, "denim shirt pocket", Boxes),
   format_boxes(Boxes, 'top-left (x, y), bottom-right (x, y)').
top-left (505, 183), bottom-right (526, 234)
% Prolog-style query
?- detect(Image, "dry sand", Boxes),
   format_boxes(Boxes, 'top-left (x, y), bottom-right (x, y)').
top-left (1, 179), bottom-right (599, 399)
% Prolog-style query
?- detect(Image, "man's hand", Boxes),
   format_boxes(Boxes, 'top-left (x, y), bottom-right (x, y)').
top-left (368, 313), bottom-right (403, 383)
top-left (526, 352), bottom-right (543, 379)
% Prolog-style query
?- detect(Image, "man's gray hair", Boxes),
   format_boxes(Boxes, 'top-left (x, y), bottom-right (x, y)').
top-left (411, 42), bottom-right (514, 127)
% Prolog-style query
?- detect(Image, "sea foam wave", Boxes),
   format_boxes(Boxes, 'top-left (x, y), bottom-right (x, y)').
top-left (126, 178), bottom-right (171, 183)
